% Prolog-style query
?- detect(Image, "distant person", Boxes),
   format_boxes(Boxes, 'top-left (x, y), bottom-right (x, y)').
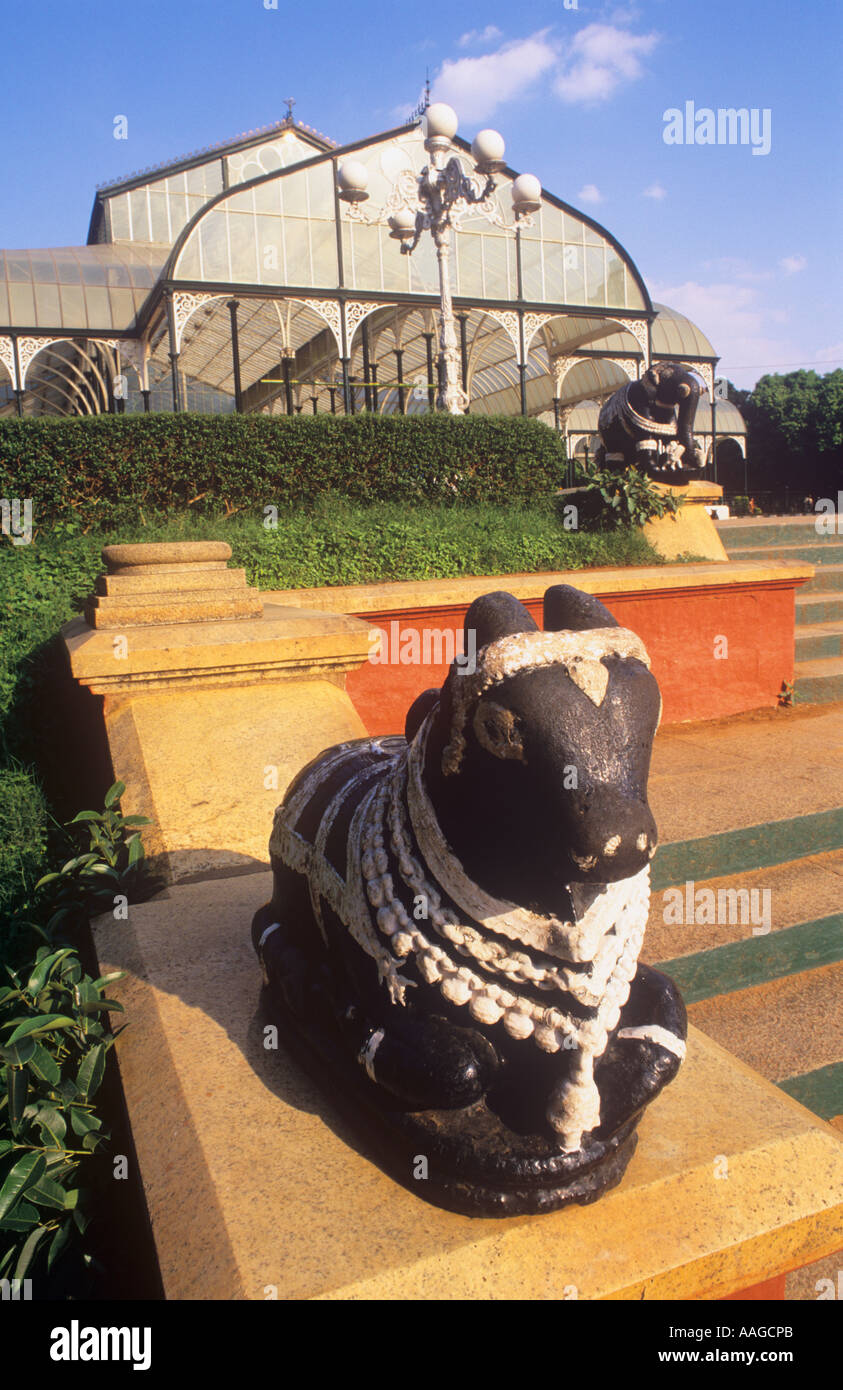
top-left (803, 495), bottom-right (814, 514)
top-left (748, 497), bottom-right (757, 515)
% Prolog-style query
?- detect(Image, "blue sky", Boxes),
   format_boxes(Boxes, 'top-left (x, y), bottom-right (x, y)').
top-left (2, 0), bottom-right (841, 387)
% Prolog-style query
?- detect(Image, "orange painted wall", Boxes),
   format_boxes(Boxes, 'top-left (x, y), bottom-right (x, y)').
top-left (347, 580), bottom-right (799, 737)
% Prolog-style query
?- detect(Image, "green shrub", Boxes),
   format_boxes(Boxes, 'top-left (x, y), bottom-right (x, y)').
top-left (571, 461), bottom-right (685, 529)
top-left (0, 413), bottom-right (566, 533)
top-left (0, 781), bottom-right (152, 1292)
top-left (0, 769), bottom-right (48, 917)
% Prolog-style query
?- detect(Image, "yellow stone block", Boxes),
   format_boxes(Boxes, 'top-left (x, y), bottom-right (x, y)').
top-left (93, 873), bottom-right (843, 1301)
top-left (62, 603), bottom-right (372, 881)
top-left (643, 480), bottom-right (730, 563)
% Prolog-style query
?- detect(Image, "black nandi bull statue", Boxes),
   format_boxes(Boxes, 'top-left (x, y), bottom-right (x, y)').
top-left (597, 361), bottom-right (704, 482)
top-left (253, 586), bottom-right (687, 1215)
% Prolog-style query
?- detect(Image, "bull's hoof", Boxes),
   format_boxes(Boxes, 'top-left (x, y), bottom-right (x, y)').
top-left (358, 1014), bottom-right (500, 1110)
top-left (259, 969), bottom-right (655, 1217)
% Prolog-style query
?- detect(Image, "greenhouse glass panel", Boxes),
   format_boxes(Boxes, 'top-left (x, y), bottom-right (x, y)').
top-left (105, 260), bottom-right (131, 288)
top-left (255, 216), bottom-right (285, 283)
top-left (108, 287), bottom-right (136, 325)
top-left (54, 252), bottom-right (82, 284)
top-left (284, 218), bottom-right (312, 284)
top-left (34, 283), bottom-right (60, 325)
top-left (130, 189), bottom-right (150, 242)
top-left (109, 195), bottom-right (130, 240)
top-left (149, 191), bottom-right (170, 243)
top-left (562, 213), bottom-right (585, 243)
top-left (280, 169), bottom-right (308, 219)
top-left (309, 220), bottom-right (339, 286)
top-left (625, 269), bottom-right (645, 311)
top-left (29, 257), bottom-right (56, 283)
top-left (521, 235), bottom-right (544, 302)
top-left (199, 215), bottom-right (229, 281)
top-left (481, 233), bottom-right (510, 299)
top-left (456, 232), bottom-right (484, 298)
top-left (348, 222), bottom-right (382, 291)
top-left (166, 188), bottom-right (189, 239)
top-left (586, 246), bottom-right (606, 306)
top-left (540, 242), bottom-right (564, 302)
top-left (380, 231), bottom-right (411, 294)
top-left (307, 164), bottom-right (335, 220)
top-left (80, 257), bottom-right (108, 287)
top-left (229, 213), bottom-right (259, 282)
top-left (606, 250), bottom-right (625, 307)
top-left (8, 283), bottom-right (34, 323)
top-left (177, 236), bottom-right (201, 280)
top-left (253, 180), bottom-right (282, 214)
top-left (407, 233), bottom-right (438, 295)
top-left (84, 286), bottom-right (109, 325)
top-left (563, 245), bottom-right (584, 303)
top-left (6, 256), bottom-right (32, 283)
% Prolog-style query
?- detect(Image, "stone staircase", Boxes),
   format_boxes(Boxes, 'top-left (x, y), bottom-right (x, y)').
top-left (646, 704), bottom-right (843, 1299)
top-left (718, 515), bottom-right (843, 705)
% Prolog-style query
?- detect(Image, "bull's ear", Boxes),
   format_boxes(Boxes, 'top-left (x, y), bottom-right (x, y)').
top-left (464, 590), bottom-right (538, 648)
top-left (543, 584), bottom-right (618, 632)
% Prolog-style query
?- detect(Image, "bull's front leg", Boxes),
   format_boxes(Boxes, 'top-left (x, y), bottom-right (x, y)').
top-left (339, 1001), bottom-right (501, 1111)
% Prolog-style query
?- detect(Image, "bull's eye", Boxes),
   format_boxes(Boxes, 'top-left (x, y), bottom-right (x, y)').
top-left (472, 700), bottom-right (526, 761)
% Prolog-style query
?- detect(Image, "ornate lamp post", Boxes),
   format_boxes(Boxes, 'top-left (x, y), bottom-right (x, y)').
top-left (337, 103), bottom-right (541, 415)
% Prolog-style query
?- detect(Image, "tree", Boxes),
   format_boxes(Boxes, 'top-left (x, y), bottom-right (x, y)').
top-left (741, 369), bottom-right (842, 496)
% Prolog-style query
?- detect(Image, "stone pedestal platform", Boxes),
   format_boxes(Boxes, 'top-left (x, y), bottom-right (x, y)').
top-left (644, 480), bottom-right (730, 562)
top-left (85, 541), bottom-right (263, 628)
top-left (93, 872), bottom-right (843, 1300)
top-left (62, 543), bottom-right (373, 882)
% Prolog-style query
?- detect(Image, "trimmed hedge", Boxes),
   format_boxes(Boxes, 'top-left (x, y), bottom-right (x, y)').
top-left (0, 414), bottom-right (566, 532)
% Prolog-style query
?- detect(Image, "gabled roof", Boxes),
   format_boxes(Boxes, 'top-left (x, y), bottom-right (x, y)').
top-left (87, 118), bottom-right (336, 244)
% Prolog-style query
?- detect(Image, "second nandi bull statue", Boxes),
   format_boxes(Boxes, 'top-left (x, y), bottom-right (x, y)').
top-left (597, 361), bottom-right (704, 481)
top-left (253, 586), bottom-right (686, 1215)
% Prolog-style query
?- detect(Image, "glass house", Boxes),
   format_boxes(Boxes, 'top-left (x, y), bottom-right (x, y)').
top-left (0, 110), bottom-right (742, 462)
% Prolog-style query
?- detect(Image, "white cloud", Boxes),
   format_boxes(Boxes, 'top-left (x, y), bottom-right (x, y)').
top-left (554, 23), bottom-right (659, 105)
top-left (433, 31), bottom-right (557, 123)
top-left (577, 183), bottom-right (604, 204)
top-left (779, 254), bottom-right (807, 274)
top-left (458, 25), bottom-right (503, 48)
top-left (648, 279), bottom-right (798, 388)
top-left (642, 182), bottom-right (666, 200)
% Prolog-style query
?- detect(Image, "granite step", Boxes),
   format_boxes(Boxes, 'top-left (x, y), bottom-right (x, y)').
top-left (726, 542), bottom-right (843, 567)
top-left (796, 592), bottom-right (843, 624)
top-left (802, 563), bottom-right (843, 594)
top-left (684, 962), bottom-right (843, 1086)
top-left (795, 623), bottom-right (843, 661)
top-left (794, 657), bottom-right (843, 705)
top-left (643, 851), bottom-right (843, 965)
top-left (718, 517), bottom-right (842, 549)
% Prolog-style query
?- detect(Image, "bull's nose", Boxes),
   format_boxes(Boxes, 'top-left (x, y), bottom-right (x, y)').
top-left (565, 796), bottom-right (657, 882)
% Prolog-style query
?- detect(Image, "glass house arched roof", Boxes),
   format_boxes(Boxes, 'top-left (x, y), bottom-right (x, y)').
top-left (1, 114), bottom-right (726, 419)
top-left (169, 124), bottom-right (649, 313)
top-left (651, 303), bottom-right (716, 359)
top-left (0, 244), bottom-right (169, 330)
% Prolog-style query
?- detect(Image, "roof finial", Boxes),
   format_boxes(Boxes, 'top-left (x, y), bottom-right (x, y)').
top-left (284, 96), bottom-right (296, 124)
top-left (424, 69), bottom-right (431, 110)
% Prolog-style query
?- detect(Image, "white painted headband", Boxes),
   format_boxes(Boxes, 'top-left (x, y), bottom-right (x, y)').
top-left (442, 626), bottom-right (651, 776)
